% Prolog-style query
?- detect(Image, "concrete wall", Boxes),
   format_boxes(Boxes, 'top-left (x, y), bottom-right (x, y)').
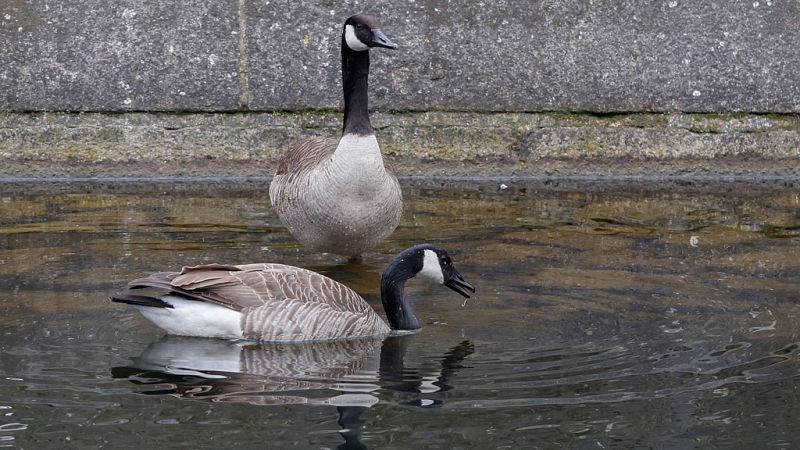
top-left (1, 1), bottom-right (799, 177)
top-left (4, 0), bottom-right (799, 113)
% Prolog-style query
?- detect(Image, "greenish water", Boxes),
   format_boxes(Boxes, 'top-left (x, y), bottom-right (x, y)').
top-left (1, 179), bottom-right (799, 448)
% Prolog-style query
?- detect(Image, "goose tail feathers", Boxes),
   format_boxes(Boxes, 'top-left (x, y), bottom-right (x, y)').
top-left (110, 294), bottom-right (174, 309)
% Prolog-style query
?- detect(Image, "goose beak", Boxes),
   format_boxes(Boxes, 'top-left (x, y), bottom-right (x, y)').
top-left (370, 29), bottom-right (398, 49)
top-left (444, 268), bottom-right (476, 298)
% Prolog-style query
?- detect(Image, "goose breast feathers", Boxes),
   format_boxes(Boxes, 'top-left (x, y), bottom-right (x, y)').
top-left (268, 134), bottom-right (403, 256)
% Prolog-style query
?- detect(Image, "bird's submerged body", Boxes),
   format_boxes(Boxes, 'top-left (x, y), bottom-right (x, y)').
top-left (269, 134), bottom-right (402, 256)
top-left (121, 263), bottom-right (391, 342)
top-left (133, 295), bottom-right (243, 340)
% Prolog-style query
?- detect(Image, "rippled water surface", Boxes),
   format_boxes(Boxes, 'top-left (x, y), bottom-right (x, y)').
top-left (1, 179), bottom-right (800, 448)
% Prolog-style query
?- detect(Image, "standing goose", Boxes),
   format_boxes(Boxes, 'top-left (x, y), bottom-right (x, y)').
top-left (111, 244), bottom-right (475, 342)
top-left (269, 14), bottom-right (403, 256)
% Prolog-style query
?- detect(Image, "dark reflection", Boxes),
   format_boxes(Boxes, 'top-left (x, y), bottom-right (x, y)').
top-left (337, 405), bottom-right (368, 450)
top-left (112, 337), bottom-right (383, 406)
top-left (380, 337), bottom-right (474, 397)
top-left (112, 335), bottom-right (474, 449)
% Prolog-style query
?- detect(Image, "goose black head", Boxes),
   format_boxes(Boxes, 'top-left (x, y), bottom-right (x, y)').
top-left (381, 244), bottom-right (475, 331)
top-left (411, 244), bottom-right (476, 298)
top-left (343, 14), bottom-right (398, 51)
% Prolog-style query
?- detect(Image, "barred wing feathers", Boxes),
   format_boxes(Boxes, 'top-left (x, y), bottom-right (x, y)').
top-left (129, 263), bottom-right (390, 341)
top-left (273, 136), bottom-right (337, 177)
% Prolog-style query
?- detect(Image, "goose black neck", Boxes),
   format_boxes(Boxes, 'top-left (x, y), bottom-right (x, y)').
top-left (380, 254), bottom-right (422, 331)
top-left (341, 42), bottom-right (373, 136)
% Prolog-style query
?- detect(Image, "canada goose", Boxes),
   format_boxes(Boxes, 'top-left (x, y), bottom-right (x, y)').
top-left (269, 14), bottom-right (403, 256)
top-left (111, 244), bottom-right (475, 342)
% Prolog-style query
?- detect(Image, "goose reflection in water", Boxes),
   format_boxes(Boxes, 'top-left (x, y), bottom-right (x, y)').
top-left (112, 335), bottom-right (474, 449)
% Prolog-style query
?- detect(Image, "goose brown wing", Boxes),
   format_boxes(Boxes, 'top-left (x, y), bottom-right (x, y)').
top-left (129, 263), bottom-right (372, 315)
top-left (274, 137), bottom-right (337, 176)
top-left (128, 265), bottom-right (246, 311)
top-left (224, 263), bottom-right (372, 314)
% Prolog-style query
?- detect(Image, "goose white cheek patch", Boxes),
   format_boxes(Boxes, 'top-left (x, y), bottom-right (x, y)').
top-left (419, 249), bottom-right (444, 284)
top-left (345, 24), bottom-right (369, 51)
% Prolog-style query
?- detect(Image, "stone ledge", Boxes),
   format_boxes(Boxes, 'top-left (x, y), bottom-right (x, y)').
top-left (1, 111), bottom-right (798, 179)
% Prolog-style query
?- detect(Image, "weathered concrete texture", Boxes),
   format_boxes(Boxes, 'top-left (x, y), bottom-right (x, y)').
top-left (1, 112), bottom-right (798, 179)
top-left (248, 0), bottom-right (800, 113)
top-left (0, 0), bottom-right (240, 111)
top-left (2, 1), bottom-right (799, 113)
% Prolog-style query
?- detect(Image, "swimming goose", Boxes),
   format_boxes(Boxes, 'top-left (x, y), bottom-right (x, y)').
top-left (111, 244), bottom-right (475, 342)
top-left (269, 14), bottom-right (403, 256)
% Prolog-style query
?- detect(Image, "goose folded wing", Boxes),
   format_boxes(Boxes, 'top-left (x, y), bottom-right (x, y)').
top-left (128, 263), bottom-right (372, 315)
top-left (128, 265), bottom-right (259, 311)
top-left (274, 137), bottom-right (337, 176)
top-left (229, 264), bottom-right (373, 315)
